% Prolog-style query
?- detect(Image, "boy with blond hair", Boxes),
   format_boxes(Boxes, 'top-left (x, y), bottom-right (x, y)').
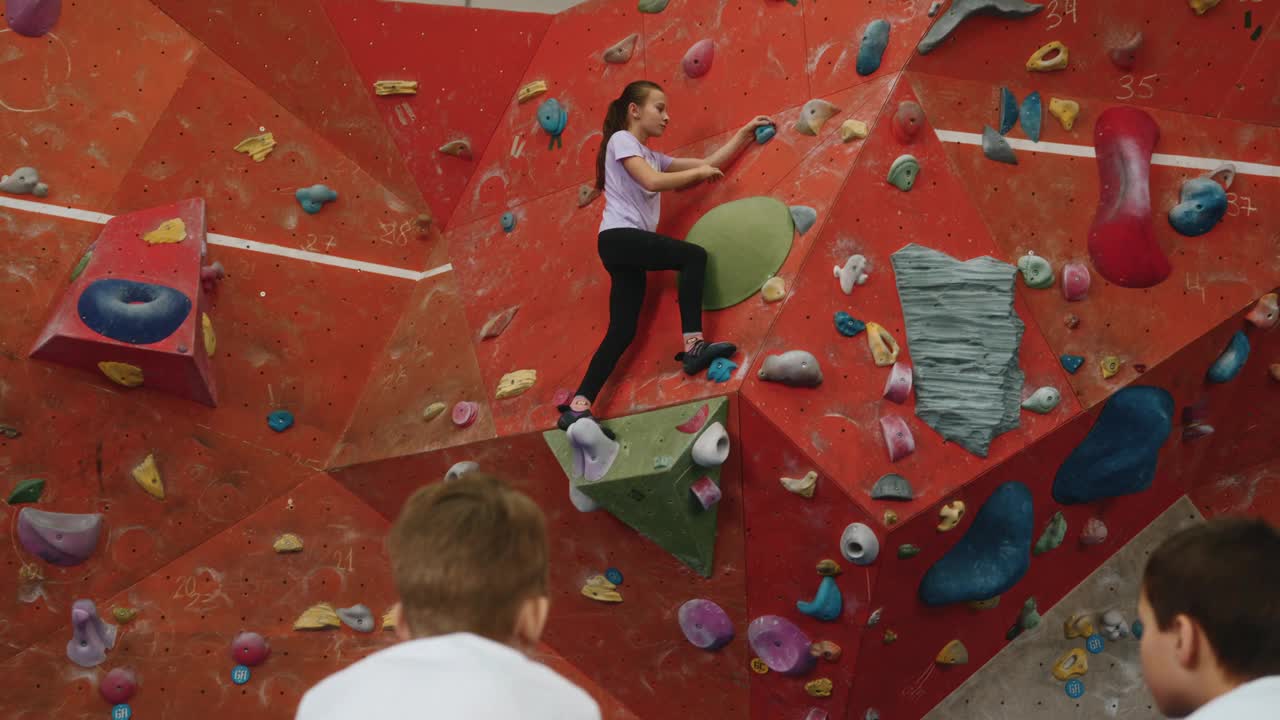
top-left (1137, 516), bottom-right (1280, 718)
top-left (296, 473), bottom-right (600, 719)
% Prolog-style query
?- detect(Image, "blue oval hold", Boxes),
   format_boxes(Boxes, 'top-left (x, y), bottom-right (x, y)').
top-left (1086, 634), bottom-right (1105, 654)
top-left (856, 19), bottom-right (891, 76)
top-left (1061, 354), bottom-right (1085, 374)
top-left (1052, 386), bottom-right (1174, 505)
top-left (998, 87), bottom-right (1018, 135)
top-left (296, 184), bottom-right (338, 214)
top-left (796, 575), bottom-right (843, 622)
top-left (605, 567), bottom-right (623, 585)
top-left (1131, 620), bottom-right (1144, 639)
top-left (707, 357), bottom-right (737, 383)
top-left (112, 704), bottom-right (133, 720)
top-left (267, 410), bottom-right (295, 433)
top-left (1169, 177), bottom-right (1228, 237)
top-left (500, 212), bottom-right (516, 233)
top-left (1020, 91), bottom-right (1042, 143)
top-left (78, 278), bottom-right (192, 345)
top-left (755, 125), bottom-right (776, 144)
top-left (1065, 679), bottom-right (1085, 698)
top-left (537, 98), bottom-right (567, 136)
top-left (231, 664), bottom-right (251, 685)
top-left (1206, 331), bottom-right (1249, 384)
top-left (835, 311), bottom-right (866, 337)
top-left (918, 482), bottom-right (1034, 606)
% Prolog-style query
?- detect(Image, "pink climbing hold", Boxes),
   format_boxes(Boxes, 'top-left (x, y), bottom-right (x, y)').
top-left (879, 415), bottom-right (915, 462)
top-left (892, 101), bottom-right (926, 145)
top-left (100, 668), bottom-right (137, 705)
top-left (551, 388), bottom-right (573, 407)
top-left (1061, 262), bottom-right (1091, 301)
top-left (676, 403), bottom-right (710, 433)
top-left (1081, 517), bottom-right (1108, 546)
top-left (678, 598), bottom-right (734, 650)
top-left (883, 362), bottom-right (913, 404)
top-left (1246, 292), bottom-right (1278, 330)
top-left (1088, 107), bottom-right (1168, 288)
top-left (67, 599), bottom-right (116, 668)
top-left (747, 615), bottom-right (815, 675)
top-left (452, 401), bottom-right (479, 428)
top-left (805, 710), bottom-right (830, 720)
top-left (683, 39), bottom-right (715, 78)
top-left (201, 261), bottom-right (225, 293)
top-left (230, 631), bottom-right (271, 667)
top-left (6, 0), bottom-right (62, 37)
top-left (690, 476), bottom-right (722, 510)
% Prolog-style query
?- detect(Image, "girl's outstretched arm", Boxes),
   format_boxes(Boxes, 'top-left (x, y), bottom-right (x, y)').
top-left (667, 115), bottom-right (774, 172)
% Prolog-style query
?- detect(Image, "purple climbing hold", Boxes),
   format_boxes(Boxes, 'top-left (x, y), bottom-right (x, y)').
top-left (100, 668), bottom-right (137, 705)
top-left (678, 598), bottom-right (734, 650)
top-left (682, 39), bottom-right (715, 78)
top-left (17, 507), bottom-right (104, 566)
top-left (747, 615), bottom-right (815, 675)
top-left (67, 599), bottom-right (116, 668)
top-left (230, 631), bottom-right (271, 667)
top-left (6, 0), bottom-right (62, 37)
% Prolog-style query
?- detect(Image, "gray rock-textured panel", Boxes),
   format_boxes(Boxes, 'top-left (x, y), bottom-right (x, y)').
top-left (891, 244), bottom-right (1024, 457)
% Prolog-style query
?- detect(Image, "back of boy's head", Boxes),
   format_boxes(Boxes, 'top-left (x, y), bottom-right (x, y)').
top-left (388, 473), bottom-right (549, 643)
top-left (1142, 516), bottom-right (1280, 679)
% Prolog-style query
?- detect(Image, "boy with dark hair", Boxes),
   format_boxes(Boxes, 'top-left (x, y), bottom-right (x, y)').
top-left (296, 473), bottom-right (600, 719)
top-left (1138, 516), bottom-right (1280, 718)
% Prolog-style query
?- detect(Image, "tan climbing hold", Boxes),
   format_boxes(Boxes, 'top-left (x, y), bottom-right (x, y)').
top-left (1027, 41), bottom-right (1069, 72)
top-left (883, 629), bottom-right (898, 644)
top-left (968, 597), bottom-right (1000, 610)
top-left (202, 313), bottom-right (216, 356)
top-left (1049, 98), bottom-right (1079, 131)
top-left (1100, 355), bottom-right (1122, 379)
top-left (423, 402), bottom-right (447, 421)
top-left (805, 678), bottom-right (833, 698)
top-left (234, 132), bottom-right (277, 162)
top-left (884, 509), bottom-right (899, 527)
top-left (99, 361), bottom-right (144, 387)
top-left (750, 657), bottom-right (769, 674)
top-left (865, 322), bottom-right (900, 367)
top-left (517, 80), bottom-right (548, 104)
top-left (795, 99), bottom-right (841, 136)
top-left (294, 603), bottom-right (342, 630)
top-left (810, 640), bottom-right (842, 661)
top-left (816, 558), bottom-right (842, 576)
top-left (937, 500), bottom-right (966, 531)
top-left (1053, 647), bottom-right (1089, 680)
top-left (1064, 613), bottom-right (1095, 638)
top-left (131, 454), bottom-right (164, 500)
top-left (112, 607), bottom-right (138, 624)
top-left (780, 470), bottom-right (817, 497)
top-left (1188, 0), bottom-right (1220, 15)
top-left (381, 606), bottom-right (397, 631)
top-left (582, 574), bottom-right (623, 603)
top-left (496, 369), bottom-right (537, 400)
top-left (936, 639), bottom-right (969, 665)
top-left (273, 533), bottom-right (304, 553)
top-left (761, 276), bottom-right (786, 302)
top-left (840, 119), bottom-right (869, 142)
top-left (374, 80), bottom-right (419, 96)
top-left (143, 218), bottom-right (187, 245)
top-left (439, 139), bottom-right (472, 158)
top-left (1271, 364), bottom-right (1280, 382)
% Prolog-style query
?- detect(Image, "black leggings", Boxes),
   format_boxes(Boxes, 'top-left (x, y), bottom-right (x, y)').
top-left (574, 228), bottom-right (707, 402)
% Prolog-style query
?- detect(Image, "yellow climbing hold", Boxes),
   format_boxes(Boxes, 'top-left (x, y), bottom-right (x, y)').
top-left (810, 640), bottom-right (842, 661)
top-left (374, 80), bottom-right (419, 96)
top-left (202, 313), bottom-right (216, 356)
top-left (294, 603), bottom-right (342, 630)
top-left (1053, 647), bottom-right (1089, 680)
top-left (884, 509), bottom-right (899, 527)
top-left (883, 629), bottom-right (898, 644)
top-left (840, 119), bottom-right (869, 142)
top-left (968, 596), bottom-right (1000, 610)
top-left (1049, 98), bottom-right (1080, 131)
top-left (273, 532), bottom-right (304, 553)
top-left (381, 606), bottom-right (398, 631)
top-left (516, 80), bottom-right (548, 104)
top-left (936, 639), bottom-right (969, 665)
top-left (112, 607), bottom-right (138, 624)
top-left (816, 558), bottom-right (842, 576)
top-left (581, 574), bottom-right (623, 603)
top-left (495, 369), bottom-right (537, 400)
top-left (234, 132), bottom-right (277, 162)
top-left (780, 470), bottom-right (817, 497)
top-left (937, 500), bottom-right (966, 531)
top-left (761, 276), bottom-right (786, 302)
top-left (865, 322), bottom-right (900, 367)
top-left (143, 218), bottom-right (187, 245)
top-left (804, 678), bottom-right (833, 698)
top-left (1027, 41), bottom-right (1069, 72)
top-left (99, 361), bottom-right (144, 387)
top-left (422, 402), bottom-right (447, 421)
top-left (750, 658), bottom-right (770, 674)
top-left (131, 454), bottom-right (164, 500)
top-left (1100, 355), bottom-right (1123, 379)
top-left (1188, 0), bottom-right (1220, 15)
top-left (1064, 613), bottom-right (1095, 638)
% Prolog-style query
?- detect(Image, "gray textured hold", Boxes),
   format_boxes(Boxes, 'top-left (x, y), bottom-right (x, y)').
top-left (891, 244), bottom-right (1025, 457)
top-left (0, 166), bottom-right (49, 197)
top-left (918, 0), bottom-right (1045, 55)
top-left (790, 206), bottom-right (818, 235)
top-left (337, 604), bottom-right (375, 633)
top-left (758, 350), bottom-right (823, 387)
top-left (981, 126), bottom-right (1018, 165)
top-left (871, 473), bottom-right (914, 501)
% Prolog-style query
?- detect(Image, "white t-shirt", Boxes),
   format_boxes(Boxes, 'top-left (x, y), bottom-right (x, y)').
top-left (295, 633), bottom-right (601, 720)
top-left (1187, 676), bottom-right (1280, 719)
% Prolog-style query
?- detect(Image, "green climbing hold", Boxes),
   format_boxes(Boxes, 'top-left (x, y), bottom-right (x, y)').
top-left (685, 197), bottom-right (795, 310)
top-left (7, 478), bottom-right (45, 504)
top-left (1006, 596), bottom-right (1041, 639)
top-left (898, 544), bottom-right (922, 559)
top-left (1033, 511), bottom-right (1067, 555)
top-left (638, 0), bottom-right (669, 12)
top-left (887, 155), bottom-right (920, 191)
top-left (70, 248), bottom-right (93, 283)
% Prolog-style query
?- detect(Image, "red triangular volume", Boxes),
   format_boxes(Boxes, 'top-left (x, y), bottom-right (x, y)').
top-left (30, 198), bottom-right (217, 406)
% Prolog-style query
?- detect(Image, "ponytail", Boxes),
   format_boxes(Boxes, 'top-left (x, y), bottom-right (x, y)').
top-left (595, 80), bottom-right (663, 191)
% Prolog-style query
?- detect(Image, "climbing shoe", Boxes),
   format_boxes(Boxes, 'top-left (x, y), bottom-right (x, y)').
top-left (677, 339), bottom-right (738, 376)
top-left (557, 405), bottom-right (616, 440)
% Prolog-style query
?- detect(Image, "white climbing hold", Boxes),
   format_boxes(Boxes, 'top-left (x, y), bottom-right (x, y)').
top-left (834, 255), bottom-right (870, 294)
top-left (691, 421), bottom-right (730, 468)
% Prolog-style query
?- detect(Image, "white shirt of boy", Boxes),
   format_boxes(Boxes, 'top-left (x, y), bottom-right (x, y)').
top-left (1186, 676), bottom-right (1280, 719)
top-left (295, 632), bottom-right (602, 720)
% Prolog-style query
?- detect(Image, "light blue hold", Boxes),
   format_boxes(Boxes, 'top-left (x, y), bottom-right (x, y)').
top-left (835, 311), bottom-right (866, 337)
top-left (796, 575), bottom-right (843, 621)
top-left (537, 98), bottom-right (568, 150)
top-left (267, 410), bottom-right (295, 433)
top-left (856, 19), bottom-right (891, 76)
top-left (755, 124), bottom-right (776, 144)
top-left (789, 205), bottom-right (817, 235)
top-left (501, 212), bottom-right (516, 233)
top-left (999, 87), bottom-right (1018, 135)
top-left (1061, 354), bottom-right (1084, 374)
top-left (1169, 176), bottom-right (1229, 237)
top-left (1206, 330), bottom-right (1249, 384)
top-left (295, 184), bottom-right (338, 214)
top-left (1020, 91), bottom-right (1042, 143)
top-left (707, 357), bottom-right (737, 383)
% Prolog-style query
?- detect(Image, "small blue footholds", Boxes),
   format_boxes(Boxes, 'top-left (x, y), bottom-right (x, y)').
top-left (232, 664), bottom-right (252, 685)
top-left (112, 705), bottom-right (133, 720)
top-left (834, 311), bottom-right (866, 337)
top-left (267, 410), bottom-right (295, 433)
top-left (605, 567), bottom-right (624, 585)
top-left (999, 87), bottom-right (1018, 135)
top-left (707, 357), bottom-right (738, 383)
top-left (1086, 634), bottom-right (1105, 654)
top-left (295, 184), bottom-right (338, 214)
top-left (1061, 354), bottom-right (1085, 374)
top-left (500, 212), bottom-right (516, 233)
top-left (1020, 91), bottom-right (1042, 143)
top-left (1065, 679), bottom-right (1085, 698)
top-left (755, 124), bottom-right (776, 144)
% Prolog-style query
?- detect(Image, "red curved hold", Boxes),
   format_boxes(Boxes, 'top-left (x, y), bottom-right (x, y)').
top-left (676, 404), bottom-right (709, 433)
top-left (1088, 107), bottom-right (1168, 288)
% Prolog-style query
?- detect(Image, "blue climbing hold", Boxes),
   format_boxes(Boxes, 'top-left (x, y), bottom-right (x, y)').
top-left (231, 664), bottom-right (251, 685)
top-left (834, 312), bottom-right (866, 337)
top-left (856, 19), bottom-right (891, 76)
top-left (78, 278), bottom-right (192, 345)
top-left (605, 567), bottom-right (624, 585)
top-left (267, 410), bottom-right (295, 433)
top-left (1065, 679), bottom-right (1085, 698)
top-left (1132, 620), bottom-right (1144, 639)
top-left (1020, 91), bottom-right (1042, 143)
top-left (1169, 176), bottom-right (1228, 237)
top-left (295, 184), bottom-right (338, 214)
top-left (755, 125), bottom-right (776, 144)
top-left (1052, 386), bottom-right (1174, 505)
top-left (1086, 634), bottom-right (1105, 654)
top-left (1061, 354), bottom-right (1084, 374)
top-left (796, 575), bottom-right (843, 621)
top-left (918, 482), bottom-right (1034, 606)
top-left (1206, 330), bottom-right (1249, 384)
top-left (112, 704), bottom-right (133, 720)
top-left (707, 357), bottom-right (737, 383)
top-left (501, 212), bottom-right (516, 233)
top-left (999, 87), bottom-right (1018, 135)
top-left (537, 98), bottom-right (568, 150)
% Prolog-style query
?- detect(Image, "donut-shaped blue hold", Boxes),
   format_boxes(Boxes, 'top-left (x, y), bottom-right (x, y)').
top-left (1168, 176), bottom-right (1228, 237)
top-left (78, 278), bottom-right (192, 345)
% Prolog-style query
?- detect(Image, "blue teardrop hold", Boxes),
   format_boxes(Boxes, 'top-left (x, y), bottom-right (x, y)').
top-left (755, 125), bottom-right (776, 144)
top-left (998, 87), bottom-right (1018, 135)
top-left (1061, 354), bottom-right (1084, 374)
top-left (1065, 679), bottom-right (1085, 698)
top-left (605, 567), bottom-right (624, 585)
top-left (1206, 331), bottom-right (1249, 384)
top-left (112, 704), bottom-right (133, 720)
top-left (1132, 620), bottom-right (1144, 639)
top-left (267, 410), bottom-right (295, 433)
top-left (232, 664), bottom-right (252, 685)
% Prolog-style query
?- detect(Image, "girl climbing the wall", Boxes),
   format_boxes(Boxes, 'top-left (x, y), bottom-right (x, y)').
top-left (557, 80), bottom-right (773, 432)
